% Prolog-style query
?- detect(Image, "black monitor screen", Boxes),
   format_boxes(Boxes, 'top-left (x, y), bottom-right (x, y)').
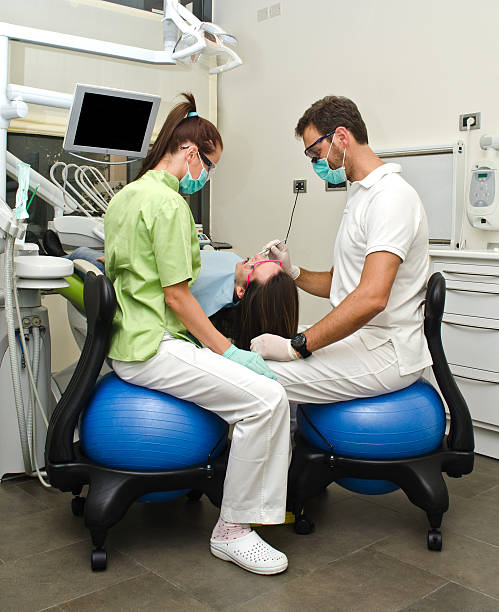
top-left (73, 93), bottom-right (154, 153)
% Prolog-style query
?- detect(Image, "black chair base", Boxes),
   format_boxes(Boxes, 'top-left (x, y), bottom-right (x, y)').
top-left (47, 443), bottom-right (228, 571)
top-left (288, 434), bottom-right (474, 551)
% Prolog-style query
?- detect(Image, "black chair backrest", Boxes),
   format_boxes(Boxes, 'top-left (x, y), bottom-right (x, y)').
top-left (45, 272), bottom-right (116, 464)
top-left (424, 272), bottom-right (474, 451)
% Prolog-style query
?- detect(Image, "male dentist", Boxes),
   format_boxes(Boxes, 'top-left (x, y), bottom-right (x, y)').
top-left (251, 95), bottom-right (432, 403)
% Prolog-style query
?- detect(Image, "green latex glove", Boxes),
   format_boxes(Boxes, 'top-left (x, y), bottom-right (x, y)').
top-left (222, 344), bottom-right (277, 380)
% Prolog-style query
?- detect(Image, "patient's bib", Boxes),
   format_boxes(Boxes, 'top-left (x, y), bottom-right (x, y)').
top-left (191, 251), bottom-right (243, 317)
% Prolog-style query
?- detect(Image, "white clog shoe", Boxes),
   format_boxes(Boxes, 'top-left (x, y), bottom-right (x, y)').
top-left (210, 530), bottom-right (288, 575)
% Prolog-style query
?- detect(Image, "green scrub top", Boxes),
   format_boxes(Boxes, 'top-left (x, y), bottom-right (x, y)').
top-left (104, 170), bottom-right (201, 362)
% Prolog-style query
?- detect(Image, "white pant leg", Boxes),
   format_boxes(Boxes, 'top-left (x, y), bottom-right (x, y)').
top-left (111, 335), bottom-right (290, 525)
top-left (268, 335), bottom-right (422, 404)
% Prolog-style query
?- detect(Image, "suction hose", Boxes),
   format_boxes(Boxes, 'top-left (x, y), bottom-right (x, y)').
top-left (4, 233), bottom-right (32, 474)
top-left (26, 324), bottom-right (40, 467)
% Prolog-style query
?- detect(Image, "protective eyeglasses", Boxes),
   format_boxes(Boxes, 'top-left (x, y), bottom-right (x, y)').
top-left (246, 260), bottom-right (282, 289)
top-left (304, 130), bottom-right (335, 163)
top-left (180, 146), bottom-right (216, 173)
top-left (199, 150), bottom-right (216, 173)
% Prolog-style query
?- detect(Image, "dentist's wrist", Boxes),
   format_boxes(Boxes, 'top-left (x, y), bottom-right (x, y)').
top-left (286, 339), bottom-right (301, 360)
top-left (289, 265), bottom-right (300, 280)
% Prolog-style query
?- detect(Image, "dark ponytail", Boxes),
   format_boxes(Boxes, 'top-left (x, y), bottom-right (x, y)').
top-left (135, 92), bottom-right (223, 181)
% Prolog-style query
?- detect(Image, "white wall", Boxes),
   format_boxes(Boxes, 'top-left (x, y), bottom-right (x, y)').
top-left (212, 0), bottom-right (499, 323)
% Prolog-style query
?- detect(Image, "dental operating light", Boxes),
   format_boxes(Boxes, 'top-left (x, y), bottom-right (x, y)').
top-left (163, 0), bottom-right (242, 74)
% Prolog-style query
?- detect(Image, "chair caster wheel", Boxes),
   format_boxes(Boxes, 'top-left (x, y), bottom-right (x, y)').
top-left (91, 549), bottom-right (107, 571)
top-left (71, 496), bottom-right (86, 516)
top-left (187, 490), bottom-right (203, 502)
top-left (294, 514), bottom-right (315, 535)
top-left (427, 529), bottom-right (442, 551)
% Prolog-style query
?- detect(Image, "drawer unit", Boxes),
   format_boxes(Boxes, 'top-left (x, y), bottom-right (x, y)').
top-left (433, 262), bottom-right (499, 319)
top-left (431, 251), bottom-right (499, 458)
top-left (442, 315), bottom-right (499, 373)
top-left (447, 364), bottom-right (499, 428)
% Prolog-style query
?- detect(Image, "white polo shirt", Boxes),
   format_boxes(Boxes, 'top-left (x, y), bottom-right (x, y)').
top-left (330, 163), bottom-right (432, 376)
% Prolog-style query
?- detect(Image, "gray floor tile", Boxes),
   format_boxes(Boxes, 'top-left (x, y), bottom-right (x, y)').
top-left (373, 528), bottom-right (499, 599)
top-left (476, 483), bottom-right (499, 506)
top-left (0, 540), bottom-right (146, 612)
top-left (235, 548), bottom-right (445, 612)
top-left (0, 481), bottom-right (50, 517)
top-left (444, 468), bottom-right (499, 500)
top-left (107, 515), bottom-right (305, 610)
top-left (256, 493), bottom-right (415, 574)
top-left (474, 454), bottom-right (499, 479)
top-left (57, 572), bottom-right (213, 611)
top-left (0, 505), bottom-right (89, 562)
top-left (402, 582), bottom-right (499, 612)
top-left (15, 478), bottom-right (76, 509)
top-left (443, 496), bottom-right (499, 547)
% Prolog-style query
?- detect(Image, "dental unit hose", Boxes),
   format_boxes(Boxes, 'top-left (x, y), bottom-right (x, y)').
top-left (29, 325), bottom-right (51, 487)
top-left (4, 231), bottom-right (32, 475)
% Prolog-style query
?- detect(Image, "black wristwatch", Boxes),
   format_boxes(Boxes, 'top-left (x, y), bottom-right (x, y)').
top-left (291, 333), bottom-right (312, 358)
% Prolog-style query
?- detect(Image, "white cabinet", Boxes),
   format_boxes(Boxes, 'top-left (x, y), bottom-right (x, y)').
top-left (430, 249), bottom-right (499, 458)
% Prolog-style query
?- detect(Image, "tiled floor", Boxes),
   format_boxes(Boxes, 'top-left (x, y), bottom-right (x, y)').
top-left (1, 455), bottom-right (499, 612)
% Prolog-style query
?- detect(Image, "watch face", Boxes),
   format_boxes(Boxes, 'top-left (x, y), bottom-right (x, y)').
top-left (292, 334), bottom-right (305, 349)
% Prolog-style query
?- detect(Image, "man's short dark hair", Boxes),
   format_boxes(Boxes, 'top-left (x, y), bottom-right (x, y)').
top-left (295, 96), bottom-right (368, 144)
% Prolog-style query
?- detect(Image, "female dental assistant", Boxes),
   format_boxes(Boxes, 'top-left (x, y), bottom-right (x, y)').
top-left (104, 93), bottom-right (290, 576)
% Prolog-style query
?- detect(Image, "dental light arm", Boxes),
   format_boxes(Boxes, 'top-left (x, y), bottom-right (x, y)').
top-left (163, 0), bottom-right (242, 74)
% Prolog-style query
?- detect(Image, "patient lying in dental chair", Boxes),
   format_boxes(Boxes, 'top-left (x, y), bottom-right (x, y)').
top-left (51, 242), bottom-right (299, 350)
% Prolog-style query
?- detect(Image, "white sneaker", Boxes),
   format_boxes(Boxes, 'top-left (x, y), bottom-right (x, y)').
top-left (210, 530), bottom-right (288, 575)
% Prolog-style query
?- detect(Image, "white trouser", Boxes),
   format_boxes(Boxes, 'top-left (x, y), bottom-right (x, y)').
top-left (269, 334), bottom-right (423, 405)
top-left (111, 333), bottom-right (290, 525)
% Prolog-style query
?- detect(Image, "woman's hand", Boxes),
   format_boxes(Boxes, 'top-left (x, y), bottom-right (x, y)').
top-left (223, 345), bottom-right (276, 379)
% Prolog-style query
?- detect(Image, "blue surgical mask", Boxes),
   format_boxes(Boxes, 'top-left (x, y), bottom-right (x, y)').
top-left (312, 135), bottom-right (347, 185)
top-left (179, 153), bottom-right (208, 194)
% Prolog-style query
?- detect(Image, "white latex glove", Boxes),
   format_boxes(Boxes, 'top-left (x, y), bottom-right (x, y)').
top-left (250, 334), bottom-right (301, 362)
top-left (261, 239), bottom-right (300, 280)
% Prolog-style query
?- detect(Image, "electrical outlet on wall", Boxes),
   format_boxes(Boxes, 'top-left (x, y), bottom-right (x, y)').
top-left (459, 112), bottom-right (481, 131)
top-left (258, 4), bottom-right (281, 22)
top-left (257, 7), bottom-right (268, 22)
top-left (269, 3), bottom-right (281, 18)
top-left (293, 179), bottom-right (307, 193)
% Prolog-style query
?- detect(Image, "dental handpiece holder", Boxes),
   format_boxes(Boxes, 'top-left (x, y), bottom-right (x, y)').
top-left (467, 135), bottom-right (499, 230)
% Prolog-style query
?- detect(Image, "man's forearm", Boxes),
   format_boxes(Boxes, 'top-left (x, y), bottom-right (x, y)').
top-left (304, 286), bottom-right (386, 352)
top-left (295, 268), bottom-right (333, 298)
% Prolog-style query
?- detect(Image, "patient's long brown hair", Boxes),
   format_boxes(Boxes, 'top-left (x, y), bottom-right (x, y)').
top-left (234, 271), bottom-right (299, 350)
top-left (135, 92), bottom-right (223, 181)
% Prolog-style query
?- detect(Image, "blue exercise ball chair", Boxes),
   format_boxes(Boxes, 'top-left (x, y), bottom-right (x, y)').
top-left (80, 373), bottom-right (228, 503)
top-left (297, 379), bottom-right (446, 495)
top-left (46, 273), bottom-right (231, 571)
top-left (288, 273), bottom-right (475, 552)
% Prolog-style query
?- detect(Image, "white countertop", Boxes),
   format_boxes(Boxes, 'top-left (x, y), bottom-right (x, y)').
top-left (430, 248), bottom-right (499, 260)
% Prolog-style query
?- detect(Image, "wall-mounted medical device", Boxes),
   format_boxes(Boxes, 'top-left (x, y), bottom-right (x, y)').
top-left (63, 84), bottom-right (161, 158)
top-left (467, 135), bottom-right (499, 230)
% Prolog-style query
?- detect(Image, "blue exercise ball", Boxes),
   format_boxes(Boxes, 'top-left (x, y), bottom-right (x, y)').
top-left (297, 379), bottom-right (446, 495)
top-left (80, 373), bottom-right (228, 503)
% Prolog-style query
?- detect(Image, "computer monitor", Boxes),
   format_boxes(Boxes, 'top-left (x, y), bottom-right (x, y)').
top-left (63, 84), bottom-right (161, 158)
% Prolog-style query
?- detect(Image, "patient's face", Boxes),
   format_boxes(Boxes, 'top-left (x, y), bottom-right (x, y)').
top-left (234, 254), bottom-right (281, 296)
